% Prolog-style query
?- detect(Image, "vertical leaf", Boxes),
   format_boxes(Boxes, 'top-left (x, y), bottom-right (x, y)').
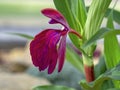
top-left (33, 85), bottom-right (75, 90)
top-left (104, 11), bottom-right (120, 69)
top-left (83, 0), bottom-right (112, 56)
top-left (84, 0), bottom-right (112, 40)
top-left (72, 0), bottom-right (87, 29)
top-left (104, 32), bottom-right (120, 68)
top-left (104, 10), bottom-right (120, 88)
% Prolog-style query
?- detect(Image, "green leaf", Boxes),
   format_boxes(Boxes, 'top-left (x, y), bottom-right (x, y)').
top-left (84, 0), bottom-right (112, 40)
top-left (8, 33), bottom-right (34, 40)
top-left (80, 64), bottom-right (120, 90)
top-left (53, 0), bottom-right (86, 49)
top-left (107, 88), bottom-right (120, 90)
top-left (104, 11), bottom-right (120, 69)
top-left (66, 45), bottom-right (83, 72)
top-left (86, 7), bottom-right (120, 25)
top-left (102, 80), bottom-right (114, 90)
top-left (75, 0), bottom-right (87, 28)
top-left (104, 9), bottom-right (120, 88)
top-left (94, 56), bottom-right (107, 79)
top-left (106, 10), bottom-right (114, 28)
top-left (83, 0), bottom-right (112, 56)
top-left (53, 0), bottom-right (86, 30)
top-left (113, 9), bottom-right (120, 25)
top-left (82, 28), bottom-right (110, 48)
top-left (82, 28), bottom-right (120, 48)
top-left (105, 8), bottom-right (120, 25)
top-left (33, 85), bottom-right (76, 90)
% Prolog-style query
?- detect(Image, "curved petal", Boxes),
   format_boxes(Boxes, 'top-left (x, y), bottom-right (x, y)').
top-left (41, 8), bottom-right (69, 29)
top-left (30, 29), bottom-right (61, 73)
top-left (58, 35), bottom-right (67, 72)
top-left (47, 35), bottom-right (59, 74)
top-left (30, 30), bottom-right (54, 66)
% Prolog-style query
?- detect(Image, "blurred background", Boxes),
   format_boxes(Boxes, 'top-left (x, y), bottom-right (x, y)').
top-left (0, 0), bottom-right (120, 90)
top-left (0, 0), bottom-right (54, 49)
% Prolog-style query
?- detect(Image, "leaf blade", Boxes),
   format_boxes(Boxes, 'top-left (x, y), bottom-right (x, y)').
top-left (82, 28), bottom-right (120, 48)
top-left (80, 64), bottom-right (120, 90)
top-left (8, 32), bottom-right (34, 40)
top-left (33, 85), bottom-right (76, 90)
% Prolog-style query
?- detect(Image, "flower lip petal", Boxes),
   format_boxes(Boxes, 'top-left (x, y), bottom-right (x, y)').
top-left (41, 8), bottom-right (69, 29)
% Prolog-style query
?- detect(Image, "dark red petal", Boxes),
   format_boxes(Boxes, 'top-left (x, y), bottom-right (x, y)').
top-left (30, 40), bottom-right (40, 66)
top-left (41, 8), bottom-right (69, 29)
top-left (47, 31), bottom-right (64, 73)
top-left (30, 30), bottom-right (49, 67)
top-left (48, 50), bottom-right (58, 74)
top-left (41, 33), bottom-right (61, 72)
top-left (48, 47), bottom-right (58, 74)
top-left (58, 35), bottom-right (67, 72)
top-left (30, 29), bottom-right (62, 73)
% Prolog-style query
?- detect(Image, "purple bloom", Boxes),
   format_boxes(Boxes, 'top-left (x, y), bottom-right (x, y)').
top-left (30, 8), bottom-right (81, 74)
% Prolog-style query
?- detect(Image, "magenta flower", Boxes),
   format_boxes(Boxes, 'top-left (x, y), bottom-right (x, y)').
top-left (30, 8), bottom-right (81, 74)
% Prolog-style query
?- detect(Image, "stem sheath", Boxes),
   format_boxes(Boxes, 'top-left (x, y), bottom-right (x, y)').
top-left (82, 54), bottom-right (95, 82)
top-left (84, 64), bottom-right (94, 82)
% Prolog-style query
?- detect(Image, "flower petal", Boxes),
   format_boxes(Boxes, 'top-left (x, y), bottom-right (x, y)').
top-left (48, 46), bottom-right (58, 74)
top-left (41, 8), bottom-right (69, 29)
top-left (30, 30), bottom-right (51, 67)
top-left (58, 35), bottom-right (67, 72)
top-left (30, 29), bottom-right (62, 73)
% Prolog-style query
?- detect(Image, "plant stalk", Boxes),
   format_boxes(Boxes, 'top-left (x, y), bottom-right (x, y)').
top-left (84, 64), bottom-right (94, 82)
top-left (82, 54), bottom-right (95, 82)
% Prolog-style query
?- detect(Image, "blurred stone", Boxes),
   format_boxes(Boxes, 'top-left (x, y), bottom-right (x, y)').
top-left (0, 48), bottom-right (27, 64)
top-left (2, 62), bottom-right (28, 73)
top-left (0, 44), bottom-right (33, 73)
top-left (0, 73), bottom-right (50, 90)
